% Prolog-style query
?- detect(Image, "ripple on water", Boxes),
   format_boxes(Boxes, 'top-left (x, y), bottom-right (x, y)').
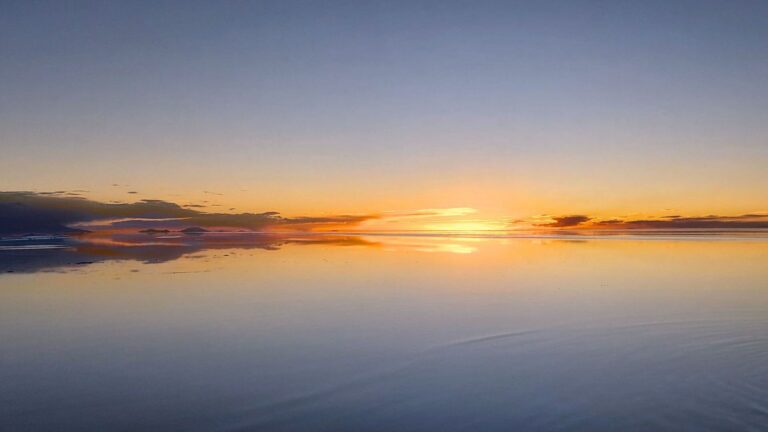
top-left (228, 316), bottom-right (768, 432)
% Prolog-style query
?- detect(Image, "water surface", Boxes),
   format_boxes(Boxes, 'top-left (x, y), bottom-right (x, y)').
top-left (2, 234), bottom-right (767, 431)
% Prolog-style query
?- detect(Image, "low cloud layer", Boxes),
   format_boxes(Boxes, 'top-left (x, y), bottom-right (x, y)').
top-left (0, 192), bottom-right (376, 234)
top-left (3, 191), bottom-right (768, 235)
top-left (530, 213), bottom-right (768, 230)
top-left (537, 215), bottom-right (592, 228)
top-left (592, 214), bottom-right (768, 229)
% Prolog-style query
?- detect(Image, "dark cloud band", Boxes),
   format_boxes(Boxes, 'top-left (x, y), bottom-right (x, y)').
top-left (0, 192), bottom-right (377, 234)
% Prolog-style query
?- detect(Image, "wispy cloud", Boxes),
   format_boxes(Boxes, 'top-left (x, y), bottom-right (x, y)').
top-left (390, 208), bottom-right (478, 218)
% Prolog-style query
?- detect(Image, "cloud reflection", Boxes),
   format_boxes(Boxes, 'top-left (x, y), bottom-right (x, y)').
top-left (0, 233), bottom-right (379, 274)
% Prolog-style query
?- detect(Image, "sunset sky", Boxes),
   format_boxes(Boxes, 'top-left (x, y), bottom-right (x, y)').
top-left (2, 1), bottom-right (768, 231)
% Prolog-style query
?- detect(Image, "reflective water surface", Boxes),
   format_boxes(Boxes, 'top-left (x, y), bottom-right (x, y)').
top-left (2, 233), bottom-right (767, 431)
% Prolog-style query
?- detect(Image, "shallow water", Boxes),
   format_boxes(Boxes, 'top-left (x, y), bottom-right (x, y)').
top-left (2, 234), bottom-right (767, 431)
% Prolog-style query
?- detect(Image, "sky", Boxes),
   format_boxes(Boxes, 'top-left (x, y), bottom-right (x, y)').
top-left (2, 0), bottom-right (767, 230)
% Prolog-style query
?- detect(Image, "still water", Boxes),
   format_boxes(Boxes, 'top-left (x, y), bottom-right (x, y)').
top-left (2, 233), bottom-right (767, 431)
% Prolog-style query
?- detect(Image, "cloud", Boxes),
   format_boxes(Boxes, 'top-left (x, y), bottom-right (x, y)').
top-left (537, 215), bottom-right (592, 228)
top-left (0, 192), bottom-right (377, 234)
top-left (593, 214), bottom-right (768, 229)
top-left (390, 208), bottom-right (477, 218)
top-left (516, 212), bottom-right (768, 230)
top-left (518, 212), bottom-right (768, 230)
top-left (35, 190), bottom-right (87, 197)
top-left (376, 208), bottom-right (479, 225)
top-left (192, 211), bottom-right (378, 230)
